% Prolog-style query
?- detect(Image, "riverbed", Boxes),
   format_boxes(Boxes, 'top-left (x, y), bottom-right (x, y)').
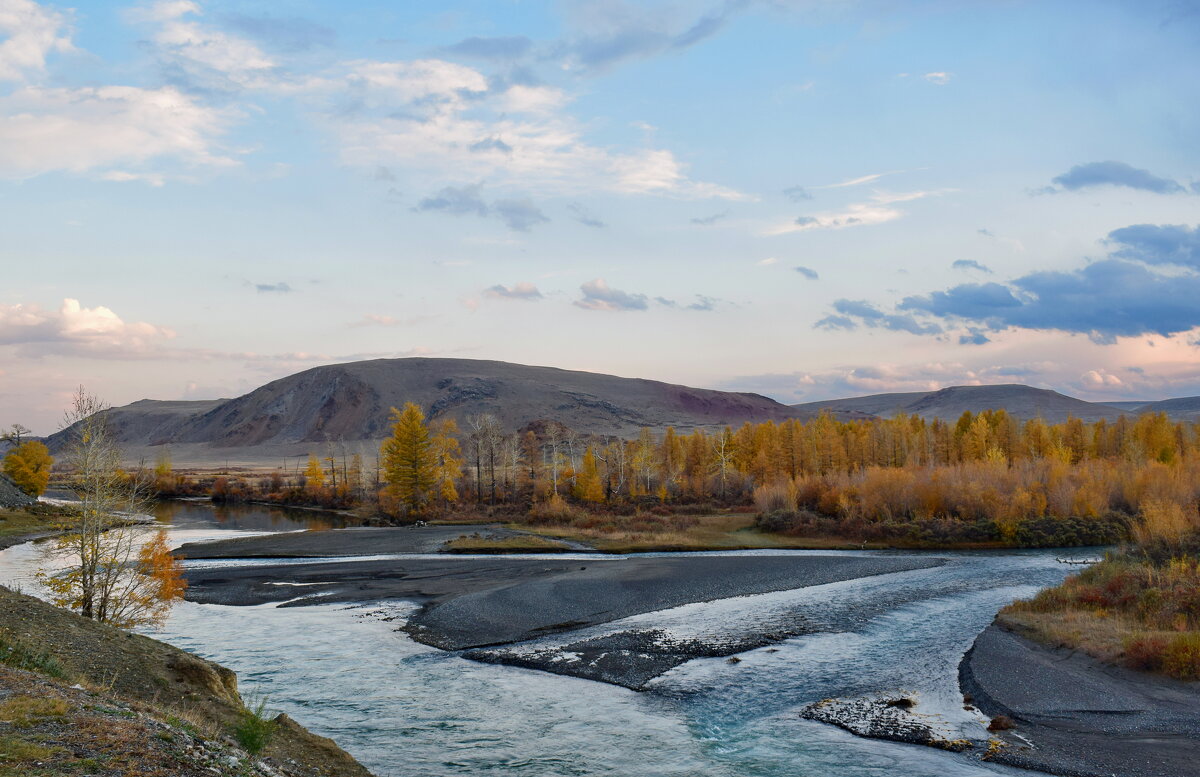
top-left (0, 501), bottom-right (1088, 776)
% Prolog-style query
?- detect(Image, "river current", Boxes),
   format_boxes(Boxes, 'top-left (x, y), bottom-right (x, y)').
top-left (0, 501), bottom-right (1087, 776)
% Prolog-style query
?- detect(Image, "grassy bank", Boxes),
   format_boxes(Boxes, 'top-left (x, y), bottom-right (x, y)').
top-left (0, 586), bottom-right (374, 777)
top-left (0, 505), bottom-right (66, 548)
top-left (998, 503), bottom-right (1200, 680)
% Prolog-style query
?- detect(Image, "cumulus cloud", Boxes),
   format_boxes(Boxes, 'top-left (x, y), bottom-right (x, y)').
top-left (794, 266), bottom-right (819, 279)
top-left (0, 298), bottom-right (176, 358)
top-left (1049, 161), bottom-right (1186, 195)
top-left (413, 184), bottom-right (549, 231)
top-left (414, 183), bottom-right (489, 217)
top-left (559, 1), bottom-right (738, 74)
top-left (575, 278), bottom-right (648, 311)
top-left (952, 259), bottom-right (992, 273)
top-left (819, 223), bottom-right (1200, 344)
top-left (0, 84), bottom-right (236, 180)
top-left (783, 185), bottom-right (812, 201)
top-left (330, 56), bottom-right (746, 200)
top-left (221, 12), bottom-right (336, 52)
top-left (0, 0), bottom-right (74, 82)
top-left (1108, 224), bottom-right (1200, 269)
top-left (493, 198), bottom-right (549, 231)
top-left (484, 282), bottom-right (543, 301)
top-left (130, 1), bottom-right (281, 91)
top-left (656, 294), bottom-right (721, 311)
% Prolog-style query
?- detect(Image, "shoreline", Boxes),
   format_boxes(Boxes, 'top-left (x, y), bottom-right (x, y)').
top-left (178, 535), bottom-right (943, 688)
top-left (959, 621), bottom-right (1200, 777)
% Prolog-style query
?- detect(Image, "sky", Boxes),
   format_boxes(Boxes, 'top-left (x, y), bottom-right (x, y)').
top-left (2, 0), bottom-right (1199, 434)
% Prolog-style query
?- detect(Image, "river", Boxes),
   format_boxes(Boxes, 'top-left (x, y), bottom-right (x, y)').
top-left (0, 501), bottom-right (1088, 777)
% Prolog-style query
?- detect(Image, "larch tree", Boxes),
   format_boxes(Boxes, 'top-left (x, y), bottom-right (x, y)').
top-left (574, 447), bottom-right (604, 502)
top-left (3, 439), bottom-right (53, 496)
top-left (38, 387), bottom-right (186, 628)
top-left (381, 402), bottom-right (437, 514)
top-left (431, 418), bottom-right (464, 504)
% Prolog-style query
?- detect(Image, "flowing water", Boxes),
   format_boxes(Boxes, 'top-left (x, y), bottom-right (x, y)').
top-left (0, 501), bottom-right (1091, 776)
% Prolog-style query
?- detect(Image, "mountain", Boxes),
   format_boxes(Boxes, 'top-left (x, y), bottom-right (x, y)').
top-left (46, 358), bottom-right (831, 466)
top-left (792, 384), bottom-right (1131, 423)
top-left (1135, 396), bottom-right (1200, 420)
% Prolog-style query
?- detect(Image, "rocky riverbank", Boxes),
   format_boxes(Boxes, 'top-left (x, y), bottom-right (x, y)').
top-left (959, 621), bottom-right (1200, 777)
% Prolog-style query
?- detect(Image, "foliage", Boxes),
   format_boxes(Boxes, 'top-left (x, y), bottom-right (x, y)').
top-left (37, 388), bottom-right (185, 628)
top-left (381, 403), bottom-right (437, 515)
top-left (233, 697), bottom-right (277, 755)
top-left (2, 441), bottom-right (53, 497)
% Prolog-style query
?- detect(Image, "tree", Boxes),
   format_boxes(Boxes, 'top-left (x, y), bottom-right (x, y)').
top-left (303, 453), bottom-right (325, 493)
top-left (430, 419), bottom-right (464, 504)
top-left (38, 387), bottom-right (185, 627)
top-left (574, 447), bottom-right (604, 502)
top-left (381, 403), bottom-right (436, 514)
top-left (3, 440), bottom-right (53, 496)
top-left (1, 424), bottom-right (33, 447)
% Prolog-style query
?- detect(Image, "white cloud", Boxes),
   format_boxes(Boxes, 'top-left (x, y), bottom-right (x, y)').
top-left (0, 0), bottom-right (73, 82)
top-left (0, 299), bottom-right (176, 358)
top-left (0, 85), bottom-right (236, 179)
top-left (757, 257), bottom-right (779, 266)
top-left (923, 72), bottom-right (952, 85)
top-left (329, 57), bottom-right (746, 200)
top-left (126, 0), bottom-right (281, 90)
top-left (766, 190), bottom-right (943, 235)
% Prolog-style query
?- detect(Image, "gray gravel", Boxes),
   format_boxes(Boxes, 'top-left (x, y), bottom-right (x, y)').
top-left (0, 475), bottom-right (34, 509)
top-left (960, 622), bottom-right (1200, 777)
top-left (184, 552), bottom-right (942, 687)
top-left (175, 524), bottom-right (545, 558)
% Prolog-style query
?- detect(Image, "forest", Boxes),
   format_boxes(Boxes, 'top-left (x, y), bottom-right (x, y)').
top-left (155, 404), bottom-right (1200, 549)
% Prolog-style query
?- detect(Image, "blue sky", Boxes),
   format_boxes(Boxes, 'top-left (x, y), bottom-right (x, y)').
top-left (2, 0), bottom-right (1199, 432)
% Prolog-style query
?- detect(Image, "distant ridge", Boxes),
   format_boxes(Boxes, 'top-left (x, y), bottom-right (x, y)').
top-left (45, 358), bottom-right (844, 464)
top-left (792, 384), bottom-right (1132, 423)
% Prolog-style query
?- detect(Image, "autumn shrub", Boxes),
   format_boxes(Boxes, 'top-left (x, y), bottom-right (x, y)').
top-left (527, 493), bottom-right (584, 525)
top-left (1160, 633), bottom-right (1200, 680)
top-left (753, 482), bottom-right (797, 514)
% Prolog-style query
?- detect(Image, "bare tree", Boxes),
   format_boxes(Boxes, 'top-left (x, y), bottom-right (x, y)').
top-left (37, 387), bottom-right (184, 628)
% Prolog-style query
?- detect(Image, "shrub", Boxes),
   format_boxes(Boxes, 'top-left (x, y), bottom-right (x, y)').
top-left (753, 482), bottom-right (797, 514)
top-left (1161, 633), bottom-right (1200, 680)
top-left (234, 697), bottom-right (277, 755)
top-left (528, 493), bottom-right (584, 525)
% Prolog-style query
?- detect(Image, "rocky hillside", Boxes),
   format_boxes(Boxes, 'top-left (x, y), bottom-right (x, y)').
top-left (793, 384), bottom-right (1133, 423)
top-left (46, 358), bottom-right (826, 462)
top-left (0, 584), bottom-right (374, 777)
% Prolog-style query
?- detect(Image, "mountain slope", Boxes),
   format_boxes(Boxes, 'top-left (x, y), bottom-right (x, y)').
top-left (47, 358), bottom-right (821, 459)
top-left (1136, 396), bottom-right (1200, 420)
top-left (793, 384), bottom-right (1130, 423)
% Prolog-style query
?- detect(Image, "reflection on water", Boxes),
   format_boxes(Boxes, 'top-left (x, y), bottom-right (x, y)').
top-left (0, 501), bottom-right (1072, 777)
top-left (151, 499), bottom-right (355, 533)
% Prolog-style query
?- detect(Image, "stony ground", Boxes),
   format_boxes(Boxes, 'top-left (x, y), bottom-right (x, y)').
top-left (0, 586), bottom-right (374, 777)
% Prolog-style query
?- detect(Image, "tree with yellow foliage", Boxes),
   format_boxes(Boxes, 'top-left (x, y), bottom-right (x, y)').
top-left (381, 402), bottom-right (437, 514)
top-left (303, 453), bottom-right (325, 494)
top-left (3, 440), bottom-right (53, 496)
top-left (431, 418), bottom-right (464, 504)
top-left (574, 447), bottom-right (604, 502)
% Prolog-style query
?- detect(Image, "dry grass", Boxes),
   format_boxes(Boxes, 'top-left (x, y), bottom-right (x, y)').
top-left (444, 533), bottom-right (572, 553)
top-left (0, 696), bottom-right (69, 728)
top-left (510, 512), bottom-right (887, 552)
top-left (1001, 546), bottom-right (1200, 680)
top-left (0, 508), bottom-right (58, 541)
